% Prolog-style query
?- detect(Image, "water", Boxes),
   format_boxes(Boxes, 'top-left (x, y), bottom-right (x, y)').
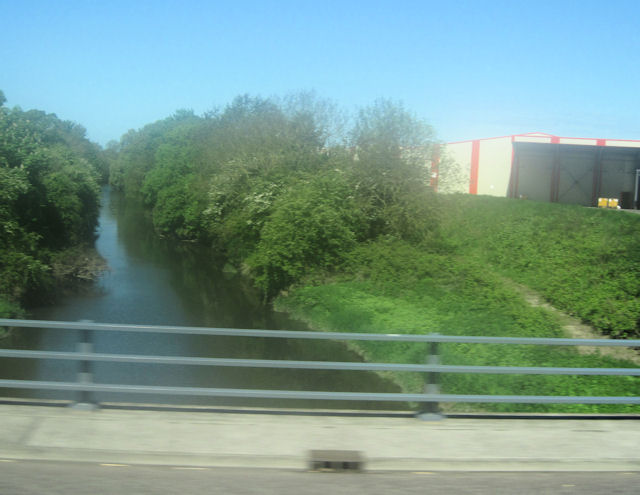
top-left (1, 187), bottom-right (404, 409)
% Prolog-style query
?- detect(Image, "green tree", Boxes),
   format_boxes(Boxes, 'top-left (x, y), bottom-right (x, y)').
top-left (0, 91), bottom-right (102, 307)
top-left (112, 109), bottom-right (201, 196)
top-left (247, 171), bottom-right (364, 297)
top-left (348, 99), bottom-right (439, 241)
top-left (199, 95), bottom-right (329, 257)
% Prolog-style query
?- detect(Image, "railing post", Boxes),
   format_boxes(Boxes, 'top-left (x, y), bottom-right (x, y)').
top-left (417, 335), bottom-right (443, 420)
top-left (72, 320), bottom-right (97, 410)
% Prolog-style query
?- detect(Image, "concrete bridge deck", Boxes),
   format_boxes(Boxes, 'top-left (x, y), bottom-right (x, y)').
top-left (1, 402), bottom-right (638, 472)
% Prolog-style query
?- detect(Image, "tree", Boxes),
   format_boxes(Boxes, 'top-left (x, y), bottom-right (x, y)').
top-left (0, 93), bottom-right (102, 306)
top-left (112, 110), bottom-right (201, 196)
top-left (247, 171), bottom-right (364, 297)
top-left (109, 94), bottom-right (445, 300)
top-left (347, 99), bottom-right (438, 240)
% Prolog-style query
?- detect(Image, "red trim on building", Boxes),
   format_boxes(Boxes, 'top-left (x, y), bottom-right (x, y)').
top-left (447, 133), bottom-right (640, 146)
top-left (448, 134), bottom-right (517, 145)
top-left (469, 140), bottom-right (480, 195)
top-left (596, 139), bottom-right (606, 146)
top-left (549, 135), bottom-right (640, 143)
top-left (550, 136), bottom-right (560, 144)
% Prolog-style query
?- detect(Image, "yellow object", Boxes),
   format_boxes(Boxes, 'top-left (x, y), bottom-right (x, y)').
top-left (598, 197), bottom-right (620, 208)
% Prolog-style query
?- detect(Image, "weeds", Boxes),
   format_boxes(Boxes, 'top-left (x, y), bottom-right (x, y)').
top-left (277, 237), bottom-right (640, 413)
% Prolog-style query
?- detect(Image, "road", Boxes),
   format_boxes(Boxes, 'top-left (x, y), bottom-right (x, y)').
top-left (1, 460), bottom-right (638, 495)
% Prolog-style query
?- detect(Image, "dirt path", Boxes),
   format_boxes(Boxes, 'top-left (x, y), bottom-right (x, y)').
top-left (506, 280), bottom-right (640, 365)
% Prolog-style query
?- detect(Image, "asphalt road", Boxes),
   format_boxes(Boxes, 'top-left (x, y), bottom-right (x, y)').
top-left (1, 460), bottom-right (638, 495)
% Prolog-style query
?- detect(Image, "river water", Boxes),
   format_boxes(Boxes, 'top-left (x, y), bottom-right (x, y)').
top-left (1, 187), bottom-right (403, 409)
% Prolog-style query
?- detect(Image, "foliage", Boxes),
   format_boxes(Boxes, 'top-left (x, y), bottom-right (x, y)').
top-left (247, 171), bottom-right (365, 297)
top-left (440, 195), bottom-right (640, 338)
top-left (435, 148), bottom-right (467, 193)
top-left (112, 95), bottom-right (441, 296)
top-left (347, 99), bottom-right (437, 240)
top-left (275, 197), bottom-right (640, 412)
top-left (277, 239), bottom-right (640, 413)
top-left (0, 92), bottom-right (103, 307)
top-left (111, 110), bottom-right (201, 194)
top-left (0, 297), bottom-right (23, 319)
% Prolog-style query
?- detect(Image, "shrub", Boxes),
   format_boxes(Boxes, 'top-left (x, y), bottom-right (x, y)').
top-left (247, 171), bottom-right (365, 297)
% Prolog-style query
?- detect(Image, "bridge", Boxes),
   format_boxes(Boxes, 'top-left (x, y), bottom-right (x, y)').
top-left (0, 319), bottom-right (639, 471)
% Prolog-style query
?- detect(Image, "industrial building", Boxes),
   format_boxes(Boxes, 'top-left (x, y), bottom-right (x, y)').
top-left (440, 133), bottom-right (640, 208)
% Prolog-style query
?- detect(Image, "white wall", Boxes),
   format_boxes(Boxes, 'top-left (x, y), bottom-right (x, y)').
top-left (476, 137), bottom-right (512, 196)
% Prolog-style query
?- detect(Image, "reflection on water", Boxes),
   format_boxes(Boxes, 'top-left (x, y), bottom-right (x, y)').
top-left (1, 187), bottom-right (405, 409)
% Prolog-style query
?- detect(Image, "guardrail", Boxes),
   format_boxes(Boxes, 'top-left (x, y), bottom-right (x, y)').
top-left (1, 319), bottom-right (639, 417)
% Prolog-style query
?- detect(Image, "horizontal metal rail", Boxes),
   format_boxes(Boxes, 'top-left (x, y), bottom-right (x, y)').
top-left (2, 319), bottom-right (640, 347)
top-left (1, 319), bottom-right (639, 413)
top-left (0, 379), bottom-right (638, 404)
top-left (0, 349), bottom-right (638, 376)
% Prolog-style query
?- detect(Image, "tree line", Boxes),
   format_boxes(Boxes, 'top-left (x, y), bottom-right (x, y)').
top-left (108, 94), bottom-right (448, 298)
top-left (0, 90), bottom-right (107, 316)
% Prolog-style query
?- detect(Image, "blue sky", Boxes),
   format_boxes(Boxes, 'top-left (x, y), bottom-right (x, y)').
top-left (1, 0), bottom-right (639, 146)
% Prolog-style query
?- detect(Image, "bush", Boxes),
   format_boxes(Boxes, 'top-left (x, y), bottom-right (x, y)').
top-left (0, 93), bottom-right (103, 308)
top-left (440, 195), bottom-right (640, 338)
top-left (0, 297), bottom-right (24, 319)
top-left (247, 171), bottom-right (365, 297)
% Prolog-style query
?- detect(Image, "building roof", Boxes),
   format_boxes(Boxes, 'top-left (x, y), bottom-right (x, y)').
top-left (448, 132), bottom-right (640, 148)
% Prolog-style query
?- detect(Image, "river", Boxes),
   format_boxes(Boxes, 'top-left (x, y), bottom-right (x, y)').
top-left (1, 187), bottom-right (403, 409)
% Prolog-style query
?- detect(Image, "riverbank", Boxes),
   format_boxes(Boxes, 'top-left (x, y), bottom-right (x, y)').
top-left (2, 187), bottom-right (406, 410)
top-left (48, 245), bottom-right (108, 294)
top-left (0, 246), bottom-right (107, 341)
top-left (275, 240), bottom-right (640, 414)
top-left (439, 195), bottom-right (640, 339)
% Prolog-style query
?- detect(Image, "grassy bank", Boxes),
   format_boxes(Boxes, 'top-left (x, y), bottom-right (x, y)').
top-left (276, 239), bottom-right (640, 413)
top-left (440, 195), bottom-right (640, 338)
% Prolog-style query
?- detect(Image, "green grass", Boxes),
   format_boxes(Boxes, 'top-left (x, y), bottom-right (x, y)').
top-left (440, 195), bottom-right (640, 338)
top-left (276, 239), bottom-right (640, 413)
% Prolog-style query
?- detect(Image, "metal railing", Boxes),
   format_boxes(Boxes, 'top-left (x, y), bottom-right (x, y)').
top-left (1, 319), bottom-right (639, 416)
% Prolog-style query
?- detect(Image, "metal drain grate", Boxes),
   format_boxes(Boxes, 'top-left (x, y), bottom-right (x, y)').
top-left (309, 450), bottom-right (364, 471)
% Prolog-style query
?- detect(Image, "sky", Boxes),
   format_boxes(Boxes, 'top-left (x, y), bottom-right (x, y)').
top-left (1, 0), bottom-right (639, 146)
